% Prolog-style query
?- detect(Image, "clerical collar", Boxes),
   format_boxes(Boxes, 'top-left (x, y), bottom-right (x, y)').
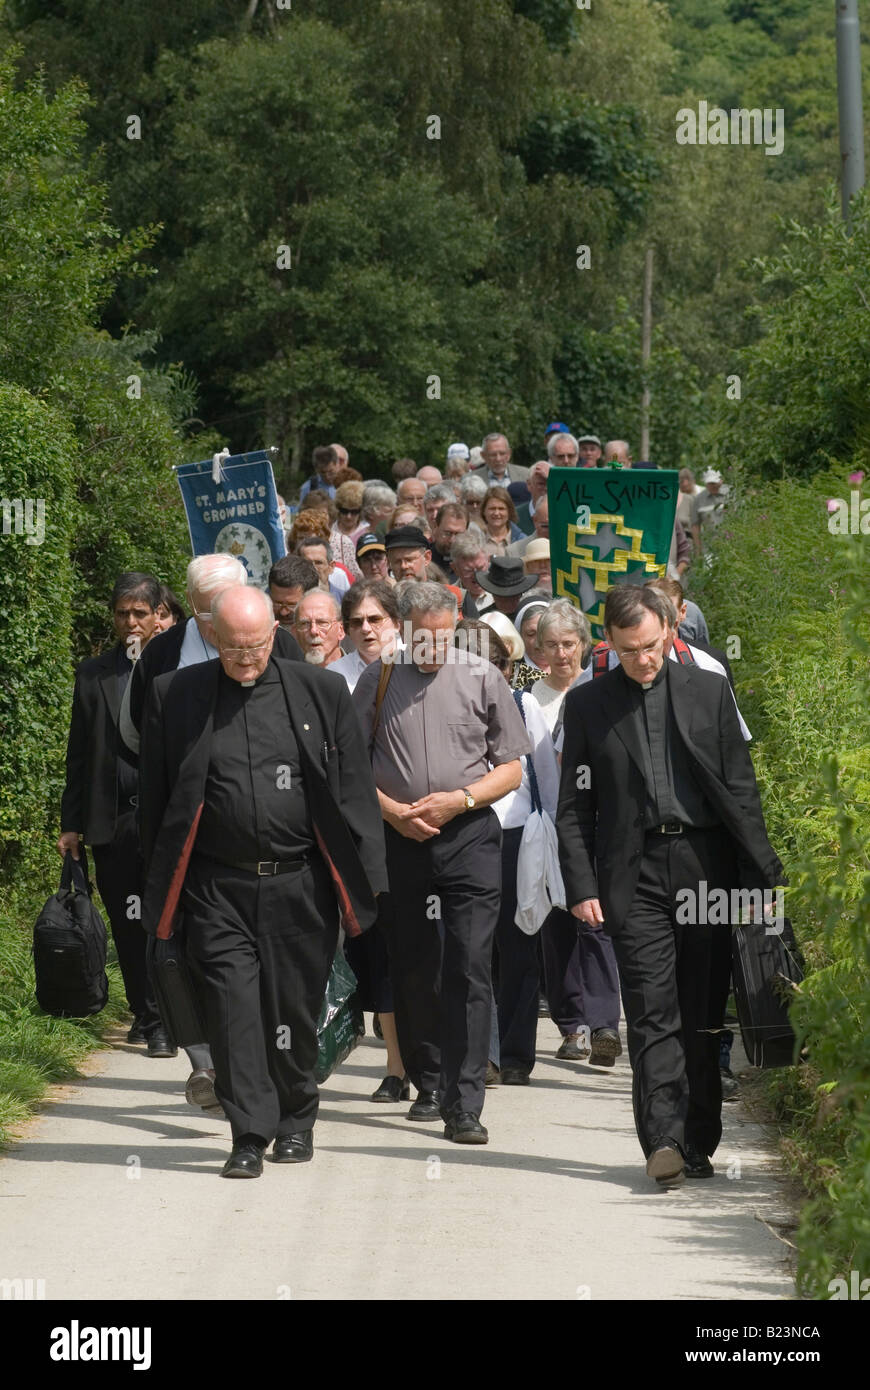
top-left (618, 660), bottom-right (668, 694)
top-left (225, 657), bottom-right (278, 690)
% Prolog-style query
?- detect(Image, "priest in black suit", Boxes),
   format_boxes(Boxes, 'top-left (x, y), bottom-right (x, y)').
top-left (118, 552), bottom-right (303, 1109)
top-left (556, 584), bottom-right (786, 1188)
top-left (139, 585), bottom-right (387, 1178)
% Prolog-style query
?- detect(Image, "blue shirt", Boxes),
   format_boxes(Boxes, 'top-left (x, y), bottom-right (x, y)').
top-left (299, 475), bottom-right (337, 501)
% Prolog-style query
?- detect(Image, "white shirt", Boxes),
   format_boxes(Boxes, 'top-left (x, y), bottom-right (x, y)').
top-left (571, 643), bottom-right (752, 741)
top-left (177, 615), bottom-right (218, 669)
top-left (529, 679), bottom-right (568, 734)
top-left (331, 648), bottom-right (370, 692)
top-left (492, 691), bottom-right (561, 829)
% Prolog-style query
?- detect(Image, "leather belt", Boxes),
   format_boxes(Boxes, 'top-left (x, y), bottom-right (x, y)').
top-left (647, 821), bottom-right (684, 835)
top-left (196, 851), bottom-right (311, 876)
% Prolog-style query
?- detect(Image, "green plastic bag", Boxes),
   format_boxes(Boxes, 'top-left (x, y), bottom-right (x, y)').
top-left (315, 951), bottom-right (364, 1083)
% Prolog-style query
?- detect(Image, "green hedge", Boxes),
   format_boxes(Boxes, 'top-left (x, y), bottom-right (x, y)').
top-left (690, 467), bottom-right (870, 1298)
top-left (0, 385), bottom-right (77, 886)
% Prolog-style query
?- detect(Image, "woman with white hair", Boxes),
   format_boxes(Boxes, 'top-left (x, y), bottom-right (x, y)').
top-left (529, 599), bottom-right (622, 1070)
top-left (529, 598), bottom-right (591, 732)
top-left (458, 472), bottom-right (488, 524)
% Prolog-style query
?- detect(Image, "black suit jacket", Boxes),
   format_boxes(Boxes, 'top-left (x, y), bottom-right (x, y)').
top-left (60, 645), bottom-right (130, 845)
top-left (126, 617), bottom-right (302, 750)
top-left (556, 661), bottom-right (786, 934)
top-left (139, 656), bottom-right (387, 941)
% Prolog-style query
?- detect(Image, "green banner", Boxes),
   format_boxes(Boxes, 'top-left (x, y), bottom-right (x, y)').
top-left (548, 467), bottom-right (679, 639)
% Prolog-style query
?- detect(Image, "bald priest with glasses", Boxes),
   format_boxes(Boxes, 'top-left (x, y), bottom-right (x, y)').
top-left (139, 585), bottom-right (387, 1179)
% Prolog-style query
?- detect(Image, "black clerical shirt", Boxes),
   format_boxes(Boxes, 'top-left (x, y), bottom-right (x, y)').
top-left (197, 661), bottom-right (313, 861)
top-left (617, 661), bottom-right (718, 829)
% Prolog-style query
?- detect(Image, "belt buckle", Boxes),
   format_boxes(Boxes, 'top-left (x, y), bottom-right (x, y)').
top-left (257, 861), bottom-right (279, 876)
top-left (661, 822), bottom-right (682, 835)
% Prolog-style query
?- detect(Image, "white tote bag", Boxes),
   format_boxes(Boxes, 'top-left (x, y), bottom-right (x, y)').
top-left (515, 806), bottom-right (566, 935)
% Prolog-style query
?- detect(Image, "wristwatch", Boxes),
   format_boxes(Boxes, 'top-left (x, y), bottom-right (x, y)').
top-left (461, 787), bottom-right (476, 811)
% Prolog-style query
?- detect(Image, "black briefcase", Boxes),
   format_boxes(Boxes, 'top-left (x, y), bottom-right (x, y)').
top-left (731, 916), bottom-right (804, 1069)
top-left (148, 932), bottom-right (208, 1047)
top-left (33, 850), bottom-right (109, 1017)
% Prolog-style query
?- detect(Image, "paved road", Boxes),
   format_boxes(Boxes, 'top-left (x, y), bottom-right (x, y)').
top-left (0, 1019), bottom-right (795, 1301)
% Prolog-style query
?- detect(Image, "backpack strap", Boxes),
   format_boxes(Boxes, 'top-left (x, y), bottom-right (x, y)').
top-left (672, 636), bottom-right (695, 666)
top-left (512, 689), bottom-right (542, 815)
top-left (369, 660), bottom-right (394, 755)
top-left (591, 641), bottom-right (611, 678)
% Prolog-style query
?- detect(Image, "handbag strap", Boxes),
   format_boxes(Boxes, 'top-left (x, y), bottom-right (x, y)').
top-left (369, 660), bottom-right (394, 755)
top-left (60, 847), bottom-right (91, 896)
top-left (512, 689), bottom-right (542, 816)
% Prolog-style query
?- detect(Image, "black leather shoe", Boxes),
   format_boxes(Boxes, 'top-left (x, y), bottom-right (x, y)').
top-left (646, 1139), bottom-right (685, 1187)
top-left (221, 1139), bottom-right (265, 1178)
top-left (370, 1075), bottom-right (410, 1103)
top-left (126, 1018), bottom-right (147, 1044)
top-left (272, 1132), bottom-right (314, 1163)
top-left (589, 1028), bottom-right (622, 1067)
top-left (407, 1090), bottom-right (440, 1121)
top-left (684, 1148), bottom-right (714, 1178)
top-left (500, 1067), bottom-right (530, 1085)
top-left (444, 1111), bottom-right (489, 1144)
top-left (185, 1068), bottom-right (218, 1109)
top-left (146, 1029), bottom-right (178, 1058)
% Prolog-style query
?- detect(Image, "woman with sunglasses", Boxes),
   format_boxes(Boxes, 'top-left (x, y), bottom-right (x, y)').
top-left (329, 481), bottom-right (366, 580)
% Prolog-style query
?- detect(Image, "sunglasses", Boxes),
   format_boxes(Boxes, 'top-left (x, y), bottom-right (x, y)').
top-left (337, 506), bottom-right (361, 516)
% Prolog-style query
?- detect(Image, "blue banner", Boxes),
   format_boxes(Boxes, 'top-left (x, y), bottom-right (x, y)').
top-left (175, 450), bottom-right (286, 588)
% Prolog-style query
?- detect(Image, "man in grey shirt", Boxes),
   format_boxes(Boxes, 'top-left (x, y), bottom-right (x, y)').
top-left (353, 582), bottom-right (530, 1144)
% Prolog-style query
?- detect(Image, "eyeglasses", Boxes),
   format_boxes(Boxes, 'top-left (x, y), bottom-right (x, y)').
top-left (338, 506), bottom-right (360, 516)
top-left (347, 613), bottom-right (389, 630)
top-left (542, 639), bottom-right (580, 655)
top-left (296, 618), bottom-right (338, 633)
top-left (615, 638), bottom-right (664, 660)
top-left (192, 607), bottom-right (213, 622)
top-left (219, 640), bottom-right (272, 660)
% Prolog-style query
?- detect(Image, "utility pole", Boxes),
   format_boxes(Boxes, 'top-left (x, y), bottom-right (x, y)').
top-left (640, 248), bottom-right (653, 460)
top-left (836, 0), bottom-right (866, 223)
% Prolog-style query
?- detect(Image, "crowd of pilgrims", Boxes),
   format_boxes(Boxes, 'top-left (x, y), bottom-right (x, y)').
top-left (94, 428), bottom-right (738, 1117)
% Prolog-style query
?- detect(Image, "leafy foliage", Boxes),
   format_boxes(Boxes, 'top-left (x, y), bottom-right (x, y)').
top-left (707, 191), bottom-right (870, 480)
top-left (690, 470), bottom-right (870, 1296)
top-left (0, 387), bottom-right (76, 882)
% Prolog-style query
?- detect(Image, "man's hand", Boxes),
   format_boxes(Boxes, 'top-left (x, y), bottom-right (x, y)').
top-left (57, 831), bottom-right (81, 860)
top-left (407, 789), bottom-right (465, 829)
top-left (382, 801), bottom-right (441, 841)
top-left (570, 898), bottom-right (604, 927)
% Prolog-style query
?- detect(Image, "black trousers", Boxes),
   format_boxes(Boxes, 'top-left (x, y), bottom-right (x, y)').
top-left (92, 813), bottom-right (161, 1034)
top-left (383, 809), bottom-right (502, 1117)
top-left (181, 853), bottom-right (339, 1144)
top-left (541, 906), bottom-right (621, 1037)
top-left (610, 827), bottom-right (736, 1159)
top-left (493, 826), bottom-right (540, 1073)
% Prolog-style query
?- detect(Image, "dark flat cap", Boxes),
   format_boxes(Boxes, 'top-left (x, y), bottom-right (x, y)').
top-left (475, 554), bottom-right (539, 596)
top-left (384, 525), bottom-right (430, 551)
